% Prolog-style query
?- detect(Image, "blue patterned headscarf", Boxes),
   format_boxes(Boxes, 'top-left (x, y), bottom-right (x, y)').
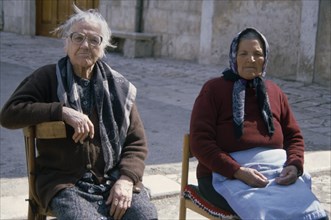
top-left (229, 28), bottom-right (269, 77)
top-left (222, 27), bottom-right (274, 139)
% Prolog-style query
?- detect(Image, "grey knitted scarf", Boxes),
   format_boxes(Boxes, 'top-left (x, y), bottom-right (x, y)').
top-left (56, 56), bottom-right (136, 173)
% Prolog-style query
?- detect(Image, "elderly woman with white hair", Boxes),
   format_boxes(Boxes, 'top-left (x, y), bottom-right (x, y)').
top-left (0, 4), bottom-right (157, 220)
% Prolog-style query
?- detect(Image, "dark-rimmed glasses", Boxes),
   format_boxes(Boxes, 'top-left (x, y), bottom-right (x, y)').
top-left (69, 32), bottom-right (103, 47)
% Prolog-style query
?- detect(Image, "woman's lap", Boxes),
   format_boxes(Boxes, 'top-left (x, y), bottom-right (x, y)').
top-left (122, 189), bottom-right (157, 220)
top-left (212, 148), bottom-right (327, 219)
top-left (50, 186), bottom-right (107, 219)
top-left (50, 186), bottom-right (157, 220)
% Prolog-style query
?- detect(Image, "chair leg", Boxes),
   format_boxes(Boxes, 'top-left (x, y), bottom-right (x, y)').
top-left (179, 197), bottom-right (187, 220)
top-left (27, 203), bottom-right (35, 220)
top-left (36, 214), bottom-right (47, 220)
top-left (28, 206), bottom-right (47, 220)
top-left (27, 198), bottom-right (47, 220)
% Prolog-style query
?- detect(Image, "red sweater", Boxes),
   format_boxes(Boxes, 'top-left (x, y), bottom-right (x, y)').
top-left (190, 77), bottom-right (304, 179)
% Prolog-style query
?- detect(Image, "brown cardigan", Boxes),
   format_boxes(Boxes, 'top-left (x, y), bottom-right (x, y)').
top-left (0, 64), bottom-right (148, 209)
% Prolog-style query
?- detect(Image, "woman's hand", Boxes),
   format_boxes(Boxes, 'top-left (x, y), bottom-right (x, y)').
top-left (234, 167), bottom-right (269, 187)
top-left (62, 106), bottom-right (94, 143)
top-left (106, 175), bottom-right (133, 220)
top-left (275, 165), bottom-right (298, 185)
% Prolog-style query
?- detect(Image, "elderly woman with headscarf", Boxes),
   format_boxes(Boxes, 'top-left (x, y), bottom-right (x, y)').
top-left (189, 27), bottom-right (328, 219)
top-left (0, 4), bottom-right (157, 220)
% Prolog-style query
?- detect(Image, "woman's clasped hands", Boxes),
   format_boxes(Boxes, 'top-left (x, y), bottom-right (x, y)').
top-left (234, 165), bottom-right (299, 188)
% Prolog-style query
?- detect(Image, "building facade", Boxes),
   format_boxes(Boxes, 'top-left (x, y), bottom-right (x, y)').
top-left (0, 0), bottom-right (330, 88)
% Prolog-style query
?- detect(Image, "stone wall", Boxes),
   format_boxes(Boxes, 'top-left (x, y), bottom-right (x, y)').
top-left (143, 0), bottom-right (202, 60)
top-left (0, 0), bottom-right (3, 30)
top-left (1, 0), bottom-right (35, 35)
top-left (139, 0), bottom-right (329, 87)
top-left (101, 0), bottom-right (203, 60)
top-left (314, 0), bottom-right (331, 88)
top-left (99, 0), bottom-right (138, 32)
top-left (1, 0), bottom-right (329, 88)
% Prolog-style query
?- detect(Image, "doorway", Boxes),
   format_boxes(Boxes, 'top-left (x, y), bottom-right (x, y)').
top-left (36, 0), bottom-right (99, 37)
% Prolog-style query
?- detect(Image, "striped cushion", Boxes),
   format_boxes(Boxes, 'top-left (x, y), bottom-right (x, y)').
top-left (183, 184), bottom-right (239, 219)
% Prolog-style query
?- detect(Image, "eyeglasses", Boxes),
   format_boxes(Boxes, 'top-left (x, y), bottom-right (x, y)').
top-left (69, 32), bottom-right (103, 46)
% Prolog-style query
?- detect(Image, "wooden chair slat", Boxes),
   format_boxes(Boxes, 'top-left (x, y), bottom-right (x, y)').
top-left (35, 121), bottom-right (66, 139)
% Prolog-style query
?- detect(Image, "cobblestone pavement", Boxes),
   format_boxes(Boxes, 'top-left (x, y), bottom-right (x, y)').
top-left (0, 32), bottom-right (330, 219)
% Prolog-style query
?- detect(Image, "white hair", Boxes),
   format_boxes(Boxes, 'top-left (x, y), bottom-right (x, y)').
top-left (51, 3), bottom-right (115, 56)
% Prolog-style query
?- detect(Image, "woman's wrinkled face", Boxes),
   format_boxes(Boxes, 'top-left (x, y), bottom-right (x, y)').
top-left (65, 20), bottom-right (103, 70)
top-left (236, 39), bottom-right (264, 80)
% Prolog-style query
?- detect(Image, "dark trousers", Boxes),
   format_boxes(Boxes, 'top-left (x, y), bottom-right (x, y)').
top-left (198, 175), bottom-right (235, 213)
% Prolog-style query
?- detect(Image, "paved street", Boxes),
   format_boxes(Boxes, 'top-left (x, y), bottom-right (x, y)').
top-left (0, 31), bottom-right (330, 219)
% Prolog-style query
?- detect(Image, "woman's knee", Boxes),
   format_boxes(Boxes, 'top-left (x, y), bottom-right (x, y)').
top-left (123, 189), bottom-right (157, 220)
top-left (50, 187), bottom-right (108, 220)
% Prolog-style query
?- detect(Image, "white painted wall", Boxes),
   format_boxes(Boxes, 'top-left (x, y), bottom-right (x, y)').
top-left (1, 0), bottom-right (35, 35)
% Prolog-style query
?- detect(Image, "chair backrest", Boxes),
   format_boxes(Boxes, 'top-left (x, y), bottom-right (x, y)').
top-left (23, 121), bottom-right (66, 220)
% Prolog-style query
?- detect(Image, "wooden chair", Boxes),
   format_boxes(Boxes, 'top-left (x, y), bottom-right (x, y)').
top-left (23, 121), bottom-right (66, 220)
top-left (179, 134), bottom-right (239, 220)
